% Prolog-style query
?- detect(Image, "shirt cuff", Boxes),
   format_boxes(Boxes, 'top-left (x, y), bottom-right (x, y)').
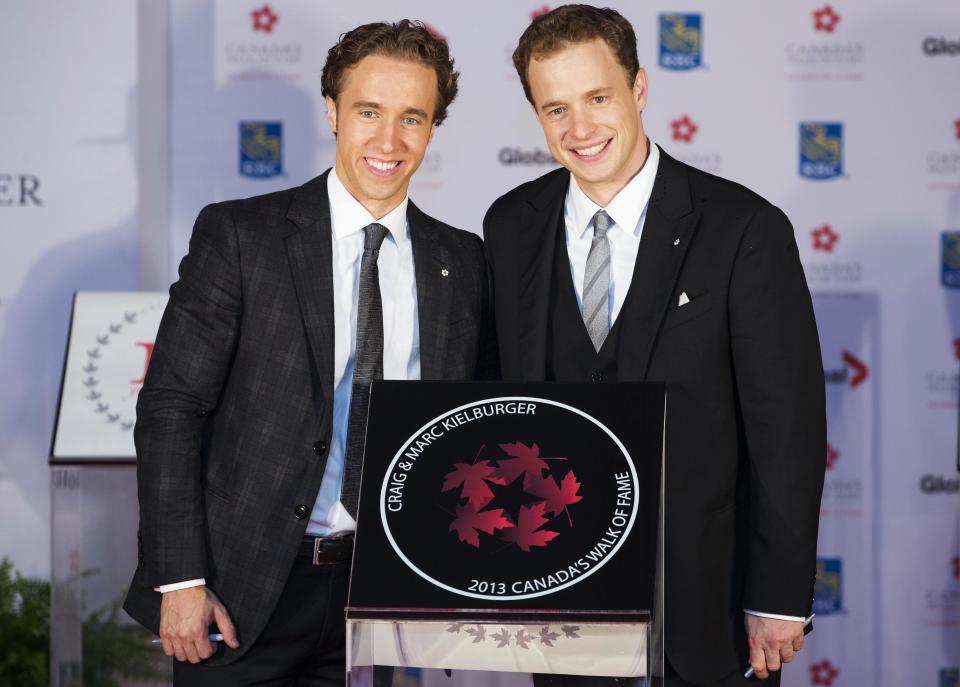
top-left (155, 578), bottom-right (206, 593)
top-left (744, 609), bottom-right (805, 622)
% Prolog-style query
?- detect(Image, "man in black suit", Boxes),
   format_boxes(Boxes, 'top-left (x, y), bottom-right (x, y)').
top-left (124, 21), bottom-right (494, 685)
top-left (484, 6), bottom-right (825, 685)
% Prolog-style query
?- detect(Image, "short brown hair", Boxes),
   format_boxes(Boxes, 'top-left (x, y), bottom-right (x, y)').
top-left (512, 5), bottom-right (640, 105)
top-left (321, 20), bottom-right (459, 126)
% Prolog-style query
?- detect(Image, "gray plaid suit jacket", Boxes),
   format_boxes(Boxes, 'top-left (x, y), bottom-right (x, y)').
top-left (124, 170), bottom-right (497, 664)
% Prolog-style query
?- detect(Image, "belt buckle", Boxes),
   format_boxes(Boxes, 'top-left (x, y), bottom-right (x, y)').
top-left (312, 537), bottom-right (329, 566)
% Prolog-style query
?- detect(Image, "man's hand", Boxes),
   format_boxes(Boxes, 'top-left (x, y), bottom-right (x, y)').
top-left (746, 615), bottom-right (804, 679)
top-left (159, 586), bottom-right (240, 663)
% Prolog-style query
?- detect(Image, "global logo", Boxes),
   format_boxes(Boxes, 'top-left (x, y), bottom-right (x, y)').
top-left (811, 224), bottom-right (839, 252)
top-left (941, 232), bottom-right (960, 288)
top-left (800, 122), bottom-right (844, 180)
top-left (670, 115), bottom-right (698, 143)
top-left (920, 475), bottom-right (960, 494)
top-left (381, 397), bottom-right (639, 600)
top-left (824, 351), bottom-right (868, 388)
top-left (250, 4), bottom-right (278, 33)
top-left (941, 667), bottom-right (959, 687)
top-left (923, 37), bottom-right (960, 56)
top-left (659, 14), bottom-right (702, 70)
top-left (239, 121), bottom-right (283, 179)
top-left (810, 659), bottom-right (839, 686)
top-left (498, 148), bottom-right (557, 165)
top-left (812, 5), bottom-right (841, 33)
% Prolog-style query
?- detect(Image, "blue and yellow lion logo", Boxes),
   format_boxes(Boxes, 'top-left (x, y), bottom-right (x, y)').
top-left (659, 14), bottom-right (702, 70)
top-left (240, 121), bottom-right (284, 179)
top-left (812, 558), bottom-right (843, 616)
top-left (800, 122), bottom-right (844, 180)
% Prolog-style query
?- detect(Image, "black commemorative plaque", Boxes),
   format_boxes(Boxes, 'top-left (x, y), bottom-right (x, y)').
top-left (347, 382), bottom-right (663, 619)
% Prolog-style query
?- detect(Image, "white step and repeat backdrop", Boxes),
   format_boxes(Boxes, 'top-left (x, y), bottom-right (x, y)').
top-left (0, 1), bottom-right (958, 685)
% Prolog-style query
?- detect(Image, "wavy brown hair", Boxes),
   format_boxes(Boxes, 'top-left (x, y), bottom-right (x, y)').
top-left (512, 5), bottom-right (640, 105)
top-left (321, 20), bottom-right (459, 126)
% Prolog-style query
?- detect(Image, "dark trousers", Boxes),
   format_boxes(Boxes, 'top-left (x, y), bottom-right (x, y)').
top-left (532, 656), bottom-right (782, 687)
top-left (173, 555), bottom-right (351, 686)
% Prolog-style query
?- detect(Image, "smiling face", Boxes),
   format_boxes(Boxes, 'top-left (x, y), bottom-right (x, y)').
top-left (326, 54), bottom-right (438, 218)
top-left (527, 39), bottom-right (648, 206)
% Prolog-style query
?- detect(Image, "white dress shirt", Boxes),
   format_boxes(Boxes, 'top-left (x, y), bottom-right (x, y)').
top-left (157, 168), bottom-right (420, 592)
top-left (563, 142), bottom-right (802, 624)
top-left (564, 142), bottom-right (659, 324)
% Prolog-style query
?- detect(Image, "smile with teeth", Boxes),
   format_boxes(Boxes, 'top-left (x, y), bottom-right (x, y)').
top-left (365, 157), bottom-right (401, 171)
top-left (572, 139), bottom-right (611, 157)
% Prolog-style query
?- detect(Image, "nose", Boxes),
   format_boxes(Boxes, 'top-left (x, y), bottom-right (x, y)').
top-left (569, 108), bottom-right (597, 141)
top-left (373, 119), bottom-right (400, 154)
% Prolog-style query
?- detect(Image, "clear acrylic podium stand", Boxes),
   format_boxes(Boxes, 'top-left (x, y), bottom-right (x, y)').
top-left (346, 610), bottom-right (656, 685)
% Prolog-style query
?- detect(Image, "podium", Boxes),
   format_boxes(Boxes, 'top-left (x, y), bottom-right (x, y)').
top-left (346, 382), bottom-right (664, 685)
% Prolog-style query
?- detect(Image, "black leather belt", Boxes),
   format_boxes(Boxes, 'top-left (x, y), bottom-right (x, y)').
top-left (300, 533), bottom-right (354, 565)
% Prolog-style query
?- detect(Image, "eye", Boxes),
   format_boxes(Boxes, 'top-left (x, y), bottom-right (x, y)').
top-left (402, 117), bottom-right (421, 126)
top-left (359, 110), bottom-right (377, 119)
top-left (592, 95), bottom-right (607, 104)
top-left (549, 106), bottom-right (566, 117)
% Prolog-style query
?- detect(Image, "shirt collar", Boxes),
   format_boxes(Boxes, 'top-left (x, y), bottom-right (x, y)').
top-left (566, 140), bottom-right (660, 239)
top-left (327, 166), bottom-right (409, 245)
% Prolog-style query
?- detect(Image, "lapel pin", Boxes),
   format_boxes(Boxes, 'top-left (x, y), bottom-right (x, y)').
top-left (673, 238), bottom-right (680, 246)
top-left (441, 268), bottom-right (449, 277)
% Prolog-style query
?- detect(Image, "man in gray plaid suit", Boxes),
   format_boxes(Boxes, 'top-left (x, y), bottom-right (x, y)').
top-left (124, 20), bottom-right (495, 686)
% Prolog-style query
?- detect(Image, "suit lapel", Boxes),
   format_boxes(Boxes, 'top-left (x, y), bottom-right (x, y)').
top-left (515, 170), bottom-right (568, 381)
top-left (283, 171), bottom-right (336, 406)
top-left (409, 202), bottom-right (453, 380)
top-left (618, 149), bottom-right (701, 381)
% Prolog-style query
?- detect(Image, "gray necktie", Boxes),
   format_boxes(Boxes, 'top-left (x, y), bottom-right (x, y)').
top-left (342, 222), bottom-right (388, 517)
top-left (582, 210), bottom-right (612, 352)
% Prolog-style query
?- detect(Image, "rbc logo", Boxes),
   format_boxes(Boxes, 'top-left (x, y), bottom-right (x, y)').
top-left (799, 122), bottom-right (844, 180)
top-left (941, 232), bottom-right (960, 289)
top-left (941, 668), bottom-right (959, 687)
top-left (659, 14), bottom-right (702, 70)
top-left (239, 121), bottom-right (284, 179)
top-left (813, 558), bottom-right (843, 616)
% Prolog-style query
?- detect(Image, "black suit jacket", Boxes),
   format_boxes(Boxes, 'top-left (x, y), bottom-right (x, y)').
top-left (483, 149), bottom-right (826, 684)
top-left (124, 170), bottom-right (495, 665)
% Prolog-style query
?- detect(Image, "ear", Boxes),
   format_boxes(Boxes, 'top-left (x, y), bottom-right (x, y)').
top-left (633, 68), bottom-right (648, 113)
top-left (325, 96), bottom-right (338, 135)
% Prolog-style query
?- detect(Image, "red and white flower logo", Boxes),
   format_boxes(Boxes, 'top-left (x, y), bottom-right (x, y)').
top-left (826, 443), bottom-right (839, 470)
top-left (811, 224), bottom-right (839, 252)
top-left (251, 4), bottom-right (278, 33)
top-left (670, 115), bottom-right (698, 143)
top-left (813, 5), bottom-right (841, 33)
top-left (810, 659), bottom-right (839, 686)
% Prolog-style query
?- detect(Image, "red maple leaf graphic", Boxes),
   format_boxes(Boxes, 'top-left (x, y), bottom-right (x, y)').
top-left (811, 224), bottom-right (838, 252)
top-left (492, 441), bottom-right (552, 484)
top-left (500, 501), bottom-right (559, 552)
top-left (525, 470), bottom-right (583, 517)
top-left (442, 460), bottom-right (505, 508)
top-left (810, 659), bottom-right (839, 686)
top-left (449, 502), bottom-right (513, 548)
top-left (670, 115), bottom-right (698, 143)
top-left (813, 5), bottom-right (840, 33)
top-left (825, 443), bottom-right (839, 470)
top-left (251, 4), bottom-right (278, 33)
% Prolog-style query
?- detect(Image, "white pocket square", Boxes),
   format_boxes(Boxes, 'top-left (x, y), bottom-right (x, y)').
top-left (678, 291), bottom-right (690, 307)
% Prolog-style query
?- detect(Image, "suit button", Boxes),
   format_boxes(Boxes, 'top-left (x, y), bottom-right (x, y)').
top-left (294, 504), bottom-right (309, 519)
top-left (591, 372), bottom-right (605, 383)
top-left (313, 440), bottom-right (327, 456)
